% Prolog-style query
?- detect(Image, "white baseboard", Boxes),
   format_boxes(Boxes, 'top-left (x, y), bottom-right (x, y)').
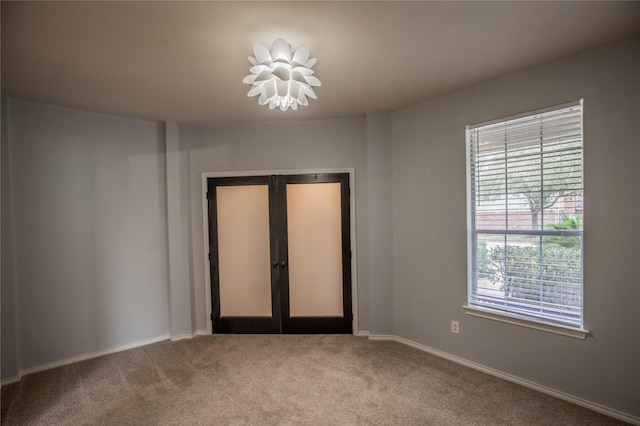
top-left (355, 330), bottom-right (370, 337)
top-left (170, 331), bottom-right (199, 341)
top-left (368, 334), bottom-right (395, 341)
top-left (1, 375), bottom-right (21, 386)
top-left (2, 331), bottom-right (214, 387)
top-left (368, 334), bottom-right (639, 425)
top-left (2, 334), bottom-right (171, 387)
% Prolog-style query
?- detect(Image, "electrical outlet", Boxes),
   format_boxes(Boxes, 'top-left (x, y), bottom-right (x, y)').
top-left (451, 320), bottom-right (460, 334)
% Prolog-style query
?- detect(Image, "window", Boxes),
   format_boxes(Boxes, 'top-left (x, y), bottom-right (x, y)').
top-left (466, 101), bottom-right (584, 333)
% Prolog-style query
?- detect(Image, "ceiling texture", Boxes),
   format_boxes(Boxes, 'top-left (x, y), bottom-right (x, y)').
top-left (2, 1), bottom-right (640, 124)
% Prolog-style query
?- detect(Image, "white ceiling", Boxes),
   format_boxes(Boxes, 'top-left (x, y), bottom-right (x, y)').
top-left (2, 1), bottom-right (640, 124)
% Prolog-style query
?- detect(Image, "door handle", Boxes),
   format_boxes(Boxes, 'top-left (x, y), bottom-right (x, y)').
top-left (280, 260), bottom-right (287, 267)
top-left (273, 261), bottom-right (279, 267)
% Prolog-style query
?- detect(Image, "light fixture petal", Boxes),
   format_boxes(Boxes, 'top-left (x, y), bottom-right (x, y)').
top-left (302, 85), bottom-right (317, 99)
top-left (243, 74), bottom-right (258, 84)
top-left (291, 72), bottom-right (307, 84)
top-left (305, 58), bottom-right (317, 68)
top-left (292, 66), bottom-right (314, 76)
top-left (265, 80), bottom-right (277, 99)
top-left (289, 83), bottom-right (301, 99)
top-left (249, 64), bottom-right (270, 75)
top-left (271, 38), bottom-right (292, 62)
top-left (248, 56), bottom-right (258, 66)
top-left (305, 76), bottom-right (321, 87)
top-left (292, 46), bottom-right (310, 66)
top-left (248, 85), bottom-right (262, 97)
top-left (276, 80), bottom-right (288, 97)
top-left (253, 43), bottom-right (272, 64)
top-left (271, 65), bottom-right (290, 81)
top-left (253, 70), bottom-right (274, 83)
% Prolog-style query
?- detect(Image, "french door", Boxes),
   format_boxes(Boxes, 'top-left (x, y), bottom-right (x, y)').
top-left (207, 173), bottom-right (352, 334)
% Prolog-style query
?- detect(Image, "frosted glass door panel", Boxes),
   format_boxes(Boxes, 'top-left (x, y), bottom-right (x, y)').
top-left (217, 185), bottom-right (272, 317)
top-left (287, 183), bottom-right (343, 317)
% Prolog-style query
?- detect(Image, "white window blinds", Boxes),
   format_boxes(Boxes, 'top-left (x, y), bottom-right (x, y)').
top-left (466, 101), bottom-right (584, 328)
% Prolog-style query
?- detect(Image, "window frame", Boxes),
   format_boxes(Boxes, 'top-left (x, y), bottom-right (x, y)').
top-left (464, 100), bottom-right (588, 339)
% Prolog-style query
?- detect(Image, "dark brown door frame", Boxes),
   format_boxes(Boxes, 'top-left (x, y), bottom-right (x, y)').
top-left (207, 173), bottom-right (352, 334)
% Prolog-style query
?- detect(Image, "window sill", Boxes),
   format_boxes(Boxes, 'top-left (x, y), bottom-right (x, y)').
top-left (463, 305), bottom-right (589, 340)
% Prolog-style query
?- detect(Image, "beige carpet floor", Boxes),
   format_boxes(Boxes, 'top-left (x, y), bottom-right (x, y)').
top-left (0, 335), bottom-right (628, 425)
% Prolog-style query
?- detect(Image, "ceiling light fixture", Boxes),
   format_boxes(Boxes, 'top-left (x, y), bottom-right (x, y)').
top-left (243, 38), bottom-right (321, 111)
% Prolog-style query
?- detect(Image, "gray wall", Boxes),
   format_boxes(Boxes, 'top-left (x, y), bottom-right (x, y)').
top-left (4, 99), bottom-right (169, 371)
top-left (365, 113), bottom-right (394, 335)
top-left (182, 118), bottom-right (374, 333)
top-left (165, 122), bottom-right (195, 338)
top-left (1, 96), bottom-right (19, 379)
top-left (391, 36), bottom-right (640, 416)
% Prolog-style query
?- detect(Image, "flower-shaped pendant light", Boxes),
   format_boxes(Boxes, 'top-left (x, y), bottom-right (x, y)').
top-left (243, 38), bottom-right (321, 111)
